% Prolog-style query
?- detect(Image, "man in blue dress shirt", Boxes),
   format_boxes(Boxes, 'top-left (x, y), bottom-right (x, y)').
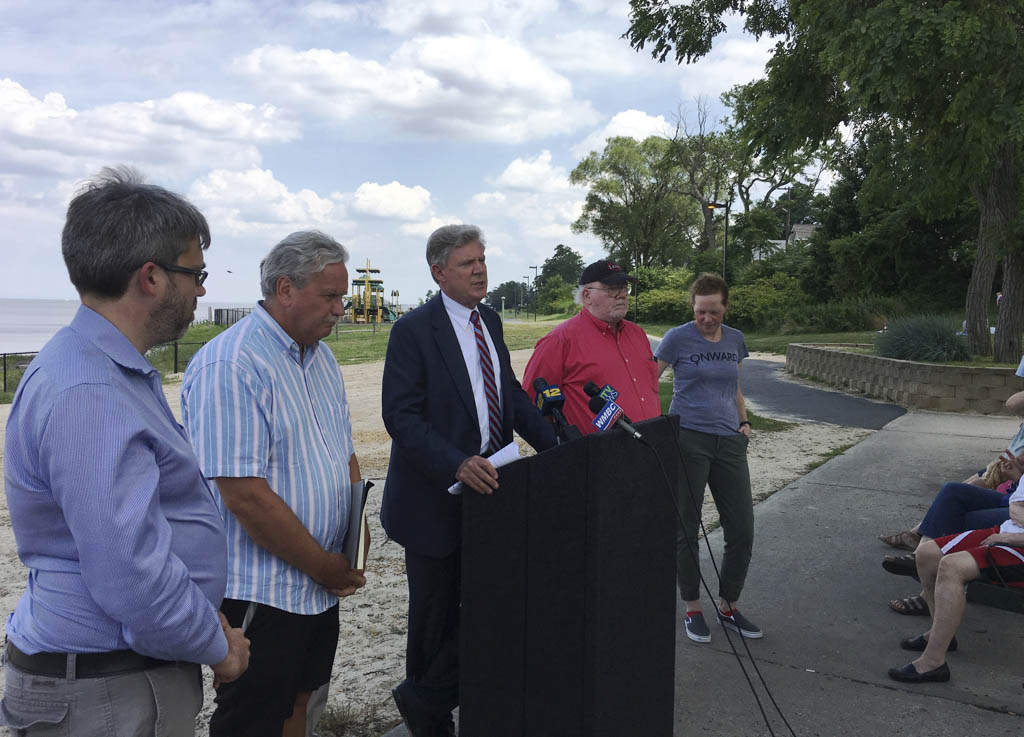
top-left (2, 166), bottom-right (250, 735)
top-left (182, 230), bottom-right (367, 737)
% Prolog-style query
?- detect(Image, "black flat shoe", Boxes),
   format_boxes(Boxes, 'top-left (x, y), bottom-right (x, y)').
top-left (900, 633), bottom-right (957, 652)
top-left (888, 661), bottom-right (950, 683)
top-left (882, 554), bottom-right (919, 580)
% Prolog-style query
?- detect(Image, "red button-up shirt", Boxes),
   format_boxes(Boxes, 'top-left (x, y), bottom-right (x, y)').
top-left (523, 309), bottom-right (661, 435)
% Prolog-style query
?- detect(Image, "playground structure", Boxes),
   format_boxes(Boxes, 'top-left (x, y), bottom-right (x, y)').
top-left (346, 259), bottom-right (399, 323)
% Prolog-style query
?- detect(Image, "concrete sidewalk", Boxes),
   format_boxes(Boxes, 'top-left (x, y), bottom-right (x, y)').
top-left (676, 410), bottom-right (1024, 736)
top-left (384, 411), bottom-right (1024, 736)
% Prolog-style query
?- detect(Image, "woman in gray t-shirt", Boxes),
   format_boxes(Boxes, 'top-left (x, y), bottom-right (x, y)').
top-left (654, 273), bottom-right (760, 644)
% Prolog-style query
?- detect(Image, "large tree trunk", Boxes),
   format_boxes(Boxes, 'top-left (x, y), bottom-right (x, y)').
top-left (996, 252), bottom-right (1024, 362)
top-left (700, 205), bottom-right (715, 252)
top-left (968, 144), bottom-right (1018, 358)
top-left (965, 237), bottom-right (997, 356)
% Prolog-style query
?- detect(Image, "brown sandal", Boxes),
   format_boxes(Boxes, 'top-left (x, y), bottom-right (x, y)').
top-left (878, 529), bottom-right (921, 551)
top-left (888, 595), bottom-right (929, 616)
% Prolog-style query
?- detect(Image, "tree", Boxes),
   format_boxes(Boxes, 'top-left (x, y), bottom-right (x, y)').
top-left (485, 280), bottom-right (522, 313)
top-left (539, 244), bottom-right (585, 287)
top-left (627, 0), bottom-right (1024, 360)
top-left (571, 135), bottom-right (700, 269)
top-left (536, 274), bottom-right (575, 315)
top-left (667, 102), bottom-right (736, 251)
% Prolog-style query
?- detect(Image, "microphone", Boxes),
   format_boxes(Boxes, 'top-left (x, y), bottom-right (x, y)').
top-left (586, 393), bottom-right (642, 440)
top-left (532, 377), bottom-right (583, 443)
top-left (583, 382), bottom-right (633, 423)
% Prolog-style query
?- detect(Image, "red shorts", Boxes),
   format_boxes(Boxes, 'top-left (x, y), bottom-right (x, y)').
top-left (936, 527), bottom-right (1024, 588)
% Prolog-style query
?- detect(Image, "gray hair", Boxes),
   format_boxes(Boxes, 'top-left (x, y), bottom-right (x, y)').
top-left (426, 224), bottom-right (486, 274)
top-left (61, 165), bottom-right (210, 298)
top-left (573, 282), bottom-right (599, 305)
top-left (260, 230), bottom-right (350, 298)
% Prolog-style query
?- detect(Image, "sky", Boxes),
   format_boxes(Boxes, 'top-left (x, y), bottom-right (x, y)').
top-left (0, 0), bottom-right (776, 305)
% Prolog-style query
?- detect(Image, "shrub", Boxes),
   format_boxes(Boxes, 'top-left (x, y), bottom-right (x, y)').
top-left (874, 314), bottom-right (970, 362)
top-left (727, 273), bottom-right (810, 331)
top-left (637, 287), bottom-right (691, 324)
top-left (782, 295), bottom-right (905, 333)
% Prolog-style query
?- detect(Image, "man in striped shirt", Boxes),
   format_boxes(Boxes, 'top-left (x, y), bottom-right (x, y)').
top-left (182, 230), bottom-right (366, 737)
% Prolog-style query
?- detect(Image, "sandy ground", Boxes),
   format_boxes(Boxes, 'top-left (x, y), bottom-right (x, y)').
top-left (0, 349), bottom-right (872, 735)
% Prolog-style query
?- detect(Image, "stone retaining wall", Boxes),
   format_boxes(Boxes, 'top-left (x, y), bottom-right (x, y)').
top-left (785, 344), bottom-right (1020, 414)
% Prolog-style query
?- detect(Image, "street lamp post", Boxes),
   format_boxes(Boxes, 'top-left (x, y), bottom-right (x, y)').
top-left (522, 275), bottom-right (530, 321)
top-left (706, 196), bottom-right (732, 279)
top-left (530, 265), bottom-right (539, 321)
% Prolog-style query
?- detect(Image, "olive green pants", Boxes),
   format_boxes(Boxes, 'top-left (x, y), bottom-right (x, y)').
top-left (676, 427), bottom-right (754, 603)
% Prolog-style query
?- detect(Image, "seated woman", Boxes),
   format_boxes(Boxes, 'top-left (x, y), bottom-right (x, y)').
top-left (882, 472), bottom-right (1020, 615)
top-left (888, 485), bottom-right (1024, 683)
top-left (880, 390), bottom-right (1024, 553)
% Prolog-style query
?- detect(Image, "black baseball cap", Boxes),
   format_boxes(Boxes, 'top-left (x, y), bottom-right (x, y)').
top-left (579, 260), bottom-right (636, 286)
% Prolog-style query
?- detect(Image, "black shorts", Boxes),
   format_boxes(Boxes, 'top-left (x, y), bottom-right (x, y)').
top-left (209, 599), bottom-right (340, 737)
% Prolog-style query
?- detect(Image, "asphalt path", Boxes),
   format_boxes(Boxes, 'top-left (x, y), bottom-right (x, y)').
top-left (741, 357), bottom-right (905, 429)
top-left (647, 335), bottom-right (906, 429)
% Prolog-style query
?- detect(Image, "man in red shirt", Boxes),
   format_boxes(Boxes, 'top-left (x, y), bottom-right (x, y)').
top-left (524, 260), bottom-right (661, 434)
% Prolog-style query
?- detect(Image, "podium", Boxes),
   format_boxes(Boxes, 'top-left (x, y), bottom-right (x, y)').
top-left (460, 416), bottom-right (679, 737)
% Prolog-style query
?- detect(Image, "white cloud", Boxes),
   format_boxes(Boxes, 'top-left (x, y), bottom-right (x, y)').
top-left (0, 79), bottom-right (300, 179)
top-left (571, 109), bottom-right (671, 159)
top-left (233, 36), bottom-right (599, 143)
top-left (469, 151), bottom-right (586, 245)
top-left (494, 150), bottom-right (569, 193)
top-left (188, 168), bottom-right (347, 236)
top-left (534, 29), bottom-right (646, 76)
top-left (374, 0), bottom-right (557, 35)
top-left (352, 181), bottom-right (432, 220)
top-left (570, 0), bottom-right (629, 16)
top-left (304, 1), bottom-right (360, 21)
top-left (677, 36), bottom-right (773, 98)
top-left (399, 216), bottom-right (462, 237)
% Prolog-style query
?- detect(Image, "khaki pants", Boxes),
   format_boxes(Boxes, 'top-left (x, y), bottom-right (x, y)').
top-left (1, 659), bottom-right (201, 736)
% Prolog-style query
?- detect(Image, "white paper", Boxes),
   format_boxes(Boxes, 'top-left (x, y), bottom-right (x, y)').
top-left (447, 442), bottom-right (521, 495)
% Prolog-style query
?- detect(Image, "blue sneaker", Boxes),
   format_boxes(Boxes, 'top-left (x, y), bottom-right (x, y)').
top-left (685, 612), bottom-right (712, 643)
top-left (717, 609), bottom-right (762, 638)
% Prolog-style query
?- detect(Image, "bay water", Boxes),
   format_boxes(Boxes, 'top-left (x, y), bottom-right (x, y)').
top-left (0, 298), bottom-right (255, 354)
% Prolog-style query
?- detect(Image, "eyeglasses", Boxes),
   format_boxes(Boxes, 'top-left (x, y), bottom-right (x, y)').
top-left (587, 285), bottom-right (631, 297)
top-left (156, 263), bottom-right (208, 286)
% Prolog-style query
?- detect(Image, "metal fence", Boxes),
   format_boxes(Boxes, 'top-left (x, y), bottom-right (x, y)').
top-left (2, 351), bottom-right (38, 394)
top-left (4, 322), bottom-right (391, 396)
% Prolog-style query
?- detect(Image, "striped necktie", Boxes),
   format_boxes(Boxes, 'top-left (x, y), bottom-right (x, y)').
top-left (470, 310), bottom-right (503, 455)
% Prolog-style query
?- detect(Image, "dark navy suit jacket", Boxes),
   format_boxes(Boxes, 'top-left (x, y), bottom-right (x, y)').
top-left (380, 294), bottom-right (556, 557)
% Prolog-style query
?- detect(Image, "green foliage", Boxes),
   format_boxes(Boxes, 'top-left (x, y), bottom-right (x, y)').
top-left (632, 265), bottom-right (694, 323)
top-left (638, 287), bottom-right (691, 324)
top-left (536, 274), bottom-right (575, 315)
top-left (688, 249), bottom-right (723, 277)
top-left (571, 135), bottom-right (700, 268)
top-left (0, 353), bottom-right (35, 404)
top-left (875, 314), bottom-right (971, 362)
top-left (727, 273), bottom-right (810, 331)
top-left (783, 296), bottom-right (905, 334)
top-left (486, 280), bottom-right (527, 313)
top-left (539, 244), bottom-right (584, 287)
top-left (146, 322), bottom-right (230, 375)
top-left (730, 204), bottom-right (782, 263)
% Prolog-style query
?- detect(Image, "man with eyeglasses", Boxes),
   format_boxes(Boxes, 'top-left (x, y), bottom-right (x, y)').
top-left (524, 260), bottom-right (661, 434)
top-left (2, 166), bottom-right (250, 735)
top-left (182, 230), bottom-right (367, 737)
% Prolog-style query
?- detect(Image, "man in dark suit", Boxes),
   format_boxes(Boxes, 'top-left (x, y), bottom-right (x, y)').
top-left (382, 224), bottom-right (556, 736)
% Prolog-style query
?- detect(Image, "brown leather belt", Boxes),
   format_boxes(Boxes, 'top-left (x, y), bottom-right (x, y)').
top-left (5, 641), bottom-right (173, 679)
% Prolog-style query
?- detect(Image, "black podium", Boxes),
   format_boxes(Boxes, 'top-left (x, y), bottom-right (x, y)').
top-left (460, 416), bottom-right (679, 737)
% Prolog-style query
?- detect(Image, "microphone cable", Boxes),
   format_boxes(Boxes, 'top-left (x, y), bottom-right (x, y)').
top-left (635, 430), bottom-right (798, 737)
